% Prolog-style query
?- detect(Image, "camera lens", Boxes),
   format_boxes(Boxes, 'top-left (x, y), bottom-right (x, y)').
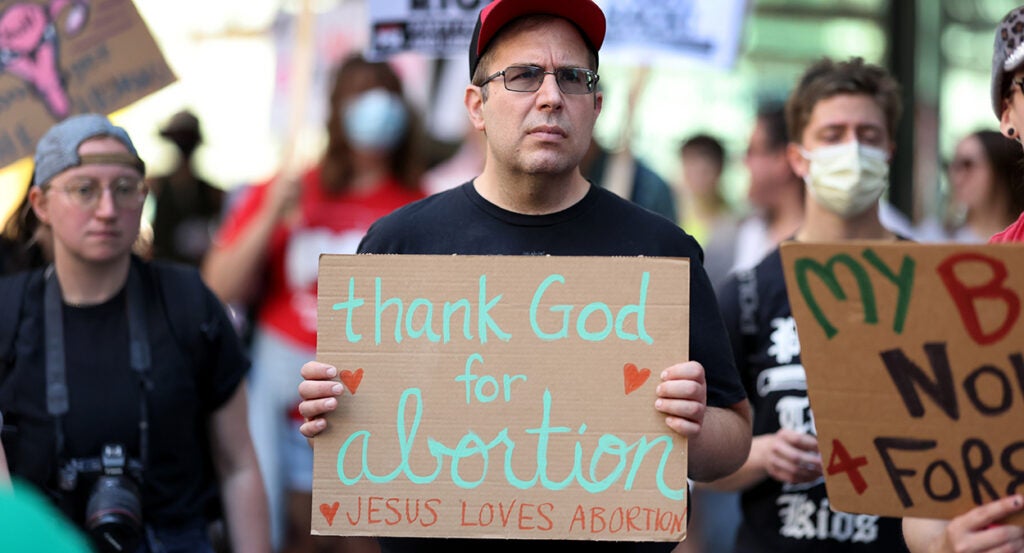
top-left (85, 475), bottom-right (143, 552)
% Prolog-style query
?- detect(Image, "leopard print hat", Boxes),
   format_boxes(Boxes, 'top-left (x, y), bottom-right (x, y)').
top-left (993, 6), bottom-right (1024, 117)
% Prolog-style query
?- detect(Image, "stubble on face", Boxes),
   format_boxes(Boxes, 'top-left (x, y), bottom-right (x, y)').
top-left (478, 18), bottom-right (601, 180)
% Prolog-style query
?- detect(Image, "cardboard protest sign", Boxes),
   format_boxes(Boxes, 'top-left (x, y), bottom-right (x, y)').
top-left (780, 242), bottom-right (1024, 524)
top-left (0, 0), bottom-right (175, 168)
top-left (367, 0), bottom-right (482, 60)
top-left (313, 255), bottom-right (690, 541)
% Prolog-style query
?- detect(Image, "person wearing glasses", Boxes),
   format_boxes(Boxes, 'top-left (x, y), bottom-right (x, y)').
top-left (295, 1), bottom-right (752, 552)
top-left (0, 114), bottom-right (270, 553)
top-left (980, 5), bottom-right (1024, 245)
top-left (900, 6), bottom-right (1024, 553)
top-left (914, 130), bottom-right (1024, 243)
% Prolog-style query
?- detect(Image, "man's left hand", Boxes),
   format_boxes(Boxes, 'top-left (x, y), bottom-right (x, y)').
top-left (655, 361), bottom-right (707, 438)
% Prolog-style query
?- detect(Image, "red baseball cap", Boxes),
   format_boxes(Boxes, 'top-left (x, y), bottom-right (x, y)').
top-left (468, 0), bottom-right (606, 79)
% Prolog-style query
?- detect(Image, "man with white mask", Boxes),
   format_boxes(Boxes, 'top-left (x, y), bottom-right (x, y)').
top-left (709, 57), bottom-right (909, 552)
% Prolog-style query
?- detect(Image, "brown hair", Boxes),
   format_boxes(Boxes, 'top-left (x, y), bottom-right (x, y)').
top-left (320, 54), bottom-right (423, 193)
top-left (785, 57), bottom-right (902, 145)
top-left (680, 133), bottom-right (725, 172)
top-left (972, 130), bottom-right (1024, 222)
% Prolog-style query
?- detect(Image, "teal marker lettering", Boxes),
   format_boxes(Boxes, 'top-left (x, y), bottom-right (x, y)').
top-left (530, 274), bottom-right (569, 341)
top-left (331, 277), bottom-right (364, 343)
top-left (375, 277), bottom-right (403, 345)
top-left (615, 272), bottom-right (653, 344)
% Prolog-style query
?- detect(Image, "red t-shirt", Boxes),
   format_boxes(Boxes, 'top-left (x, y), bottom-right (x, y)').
top-left (216, 167), bottom-right (425, 347)
top-left (989, 211), bottom-right (1024, 243)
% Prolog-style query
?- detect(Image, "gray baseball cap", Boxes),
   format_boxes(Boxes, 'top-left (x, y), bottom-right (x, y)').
top-left (992, 6), bottom-right (1024, 118)
top-left (32, 113), bottom-right (145, 187)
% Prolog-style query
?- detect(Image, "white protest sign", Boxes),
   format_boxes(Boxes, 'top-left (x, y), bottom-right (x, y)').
top-left (367, 0), bottom-right (485, 60)
top-left (601, 0), bottom-right (749, 70)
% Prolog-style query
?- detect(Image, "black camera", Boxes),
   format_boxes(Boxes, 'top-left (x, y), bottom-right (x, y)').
top-left (62, 444), bottom-right (144, 553)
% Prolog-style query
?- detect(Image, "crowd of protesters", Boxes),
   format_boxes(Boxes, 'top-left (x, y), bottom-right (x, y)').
top-left (4, 2), bottom-right (1024, 553)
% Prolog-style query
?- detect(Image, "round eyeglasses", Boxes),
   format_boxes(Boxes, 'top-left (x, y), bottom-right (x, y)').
top-left (480, 65), bottom-right (599, 95)
top-left (46, 176), bottom-right (148, 210)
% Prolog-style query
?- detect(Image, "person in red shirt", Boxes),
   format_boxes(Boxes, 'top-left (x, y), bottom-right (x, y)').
top-left (988, 6), bottom-right (1024, 244)
top-left (203, 53), bottom-right (426, 553)
top-left (902, 7), bottom-right (1024, 552)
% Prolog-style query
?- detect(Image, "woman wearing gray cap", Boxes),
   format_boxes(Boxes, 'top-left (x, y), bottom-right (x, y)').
top-left (900, 7), bottom-right (1024, 552)
top-left (0, 114), bottom-right (270, 553)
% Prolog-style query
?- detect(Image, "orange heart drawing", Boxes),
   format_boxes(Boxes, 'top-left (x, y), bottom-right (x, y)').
top-left (320, 502), bottom-right (340, 526)
top-left (623, 363), bottom-right (651, 395)
top-left (339, 368), bottom-right (364, 395)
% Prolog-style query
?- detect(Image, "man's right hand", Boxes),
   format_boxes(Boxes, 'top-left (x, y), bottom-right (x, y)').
top-left (297, 361), bottom-right (344, 439)
top-left (755, 429), bottom-right (822, 484)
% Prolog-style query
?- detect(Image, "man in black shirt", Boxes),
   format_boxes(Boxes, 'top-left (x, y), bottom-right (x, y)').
top-left (713, 58), bottom-right (909, 552)
top-left (297, 1), bottom-right (752, 551)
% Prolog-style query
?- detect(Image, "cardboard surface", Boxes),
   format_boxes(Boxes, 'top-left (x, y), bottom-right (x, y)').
top-left (780, 242), bottom-right (1024, 524)
top-left (313, 255), bottom-right (690, 541)
top-left (0, 0), bottom-right (175, 169)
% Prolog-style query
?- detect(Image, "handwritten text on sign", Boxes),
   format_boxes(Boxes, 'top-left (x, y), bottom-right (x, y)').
top-left (0, 0), bottom-right (174, 169)
top-left (780, 242), bottom-right (1024, 524)
top-left (313, 255), bottom-right (690, 540)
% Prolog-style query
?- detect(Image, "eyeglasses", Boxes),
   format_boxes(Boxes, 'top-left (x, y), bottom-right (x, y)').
top-left (480, 65), bottom-right (599, 95)
top-left (45, 176), bottom-right (147, 210)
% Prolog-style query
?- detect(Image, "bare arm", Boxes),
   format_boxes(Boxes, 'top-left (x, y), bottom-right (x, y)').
top-left (0, 440), bottom-right (9, 488)
top-left (202, 176), bottom-right (298, 304)
top-left (209, 383), bottom-right (272, 553)
top-left (903, 497), bottom-right (1024, 553)
top-left (655, 361), bottom-right (753, 482)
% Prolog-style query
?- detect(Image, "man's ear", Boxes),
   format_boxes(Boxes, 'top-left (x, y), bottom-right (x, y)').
top-left (28, 186), bottom-right (50, 226)
top-left (786, 143), bottom-right (809, 180)
top-left (594, 90), bottom-right (603, 114)
top-left (465, 85), bottom-right (486, 132)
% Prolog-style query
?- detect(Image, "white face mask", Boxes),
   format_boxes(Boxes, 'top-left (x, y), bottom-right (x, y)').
top-left (800, 141), bottom-right (890, 218)
top-left (343, 89), bottom-right (408, 151)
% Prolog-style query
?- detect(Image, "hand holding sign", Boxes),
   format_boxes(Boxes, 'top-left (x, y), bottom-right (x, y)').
top-left (655, 361), bottom-right (706, 437)
top-left (297, 361), bottom-right (344, 438)
top-left (904, 495), bottom-right (1024, 553)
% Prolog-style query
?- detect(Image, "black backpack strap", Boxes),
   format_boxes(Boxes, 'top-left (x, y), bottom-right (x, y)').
top-left (0, 271), bottom-right (31, 385)
top-left (146, 260), bottom-right (214, 370)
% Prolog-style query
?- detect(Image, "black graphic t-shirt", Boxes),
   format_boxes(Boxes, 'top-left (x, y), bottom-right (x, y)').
top-left (718, 248), bottom-right (908, 553)
top-left (357, 181), bottom-right (747, 553)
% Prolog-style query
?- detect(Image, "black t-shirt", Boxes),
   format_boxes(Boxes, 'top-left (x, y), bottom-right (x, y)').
top-left (0, 259), bottom-right (250, 528)
top-left (717, 248), bottom-right (908, 553)
top-left (151, 174), bottom-right (225, 265)
top-left (358, 181), bottom-right (747, 553)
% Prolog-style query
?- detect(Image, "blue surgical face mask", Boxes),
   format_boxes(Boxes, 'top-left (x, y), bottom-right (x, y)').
top-left (342, 88), bottom-right (408, 151)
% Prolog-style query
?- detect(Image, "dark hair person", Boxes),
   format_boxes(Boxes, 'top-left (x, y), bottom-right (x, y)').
top-left (202, 52), bottom-right (425, 552)
top-left (901, 7), bottom-right (1024, 552)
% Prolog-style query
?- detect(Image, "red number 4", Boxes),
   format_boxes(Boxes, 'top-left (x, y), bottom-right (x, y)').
top-left (826, 439), bottom-right (869, 495)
